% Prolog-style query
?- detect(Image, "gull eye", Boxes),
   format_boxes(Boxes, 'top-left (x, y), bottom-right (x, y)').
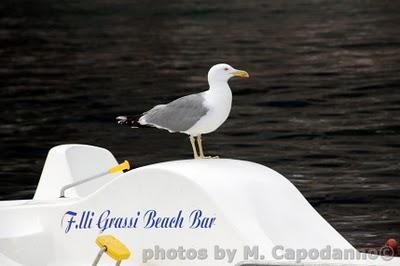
top-left (224, 67), bottom-right (229, 71)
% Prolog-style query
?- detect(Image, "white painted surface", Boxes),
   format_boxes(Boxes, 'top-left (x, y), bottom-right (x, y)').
top-left (0, 252), bottom-right (24, 266)
top-left (0, 145), bottom-right (398, 266)
top-left (33, 144), bottom-right (119, 199)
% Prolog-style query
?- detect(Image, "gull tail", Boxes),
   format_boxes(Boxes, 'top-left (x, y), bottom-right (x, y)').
top-left (116, 115), bottom-right (151, 128)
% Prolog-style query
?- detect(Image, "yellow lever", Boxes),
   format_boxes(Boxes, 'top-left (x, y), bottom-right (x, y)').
top-left (108, 160), bottom-right (130, 174)
top-left (96, 235), bottom-right (131, 261)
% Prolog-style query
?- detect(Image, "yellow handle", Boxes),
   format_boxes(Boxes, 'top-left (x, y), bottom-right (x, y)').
top-left (96, 235), bottom-right (131, 261)
top-left (108, 160), bottom-right (130, 174)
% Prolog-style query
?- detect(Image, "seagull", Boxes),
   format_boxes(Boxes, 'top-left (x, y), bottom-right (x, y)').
top-left (116, 63), bottom-right (249, 159)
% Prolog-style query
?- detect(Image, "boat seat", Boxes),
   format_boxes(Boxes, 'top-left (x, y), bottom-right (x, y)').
top-left (33, 144), bottom-right (119, 200)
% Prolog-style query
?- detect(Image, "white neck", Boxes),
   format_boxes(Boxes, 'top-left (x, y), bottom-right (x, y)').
top-left (208, 79), bottom-right (231, 92)
top-left (206, 79), bottom-right (232, 109)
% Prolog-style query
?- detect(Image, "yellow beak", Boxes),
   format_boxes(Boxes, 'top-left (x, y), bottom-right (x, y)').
top-left (233, 69), bottom-right (249, 78)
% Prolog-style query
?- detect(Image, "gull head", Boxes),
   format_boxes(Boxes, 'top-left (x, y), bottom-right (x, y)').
top-left (208, 63), bottom-right (249, 84)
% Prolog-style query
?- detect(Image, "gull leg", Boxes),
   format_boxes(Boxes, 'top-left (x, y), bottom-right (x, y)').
top-left (189, 136), bottom-right (200, 159)
top-left (197, 135), bottom-right (219, 159)
top-left (197, 135), bottom-right (206, 159)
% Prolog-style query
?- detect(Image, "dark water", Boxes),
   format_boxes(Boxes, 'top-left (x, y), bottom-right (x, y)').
top-left (1, 0), bottom-right (400, 250)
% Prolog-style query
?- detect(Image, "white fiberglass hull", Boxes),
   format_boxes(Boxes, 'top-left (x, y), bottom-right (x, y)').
top-left (0, 145), bottom-right (398, 266)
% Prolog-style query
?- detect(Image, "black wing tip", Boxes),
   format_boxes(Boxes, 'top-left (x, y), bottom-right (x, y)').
top-left (116, 115), bottom-right (150, 128)
top-left (116, 115), bottom-right (137, 126)
top-left (116, 116), bottom-right (128, 125)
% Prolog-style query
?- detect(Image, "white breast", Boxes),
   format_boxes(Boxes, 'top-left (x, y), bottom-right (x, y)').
top-left (184, 84), bottom-right (232, 136)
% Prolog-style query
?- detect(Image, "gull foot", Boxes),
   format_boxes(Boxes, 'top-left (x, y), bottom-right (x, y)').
top-left (199, 155), bottom-right (219, 159)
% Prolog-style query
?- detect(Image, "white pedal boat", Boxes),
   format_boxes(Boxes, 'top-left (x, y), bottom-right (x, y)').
top-left (0, 144), bottom-right (398, 266)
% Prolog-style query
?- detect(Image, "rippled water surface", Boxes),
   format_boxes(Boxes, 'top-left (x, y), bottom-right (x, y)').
top-left (1, 0), bottom-right (400, 249)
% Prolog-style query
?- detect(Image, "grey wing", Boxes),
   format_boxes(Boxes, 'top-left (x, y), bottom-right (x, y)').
top-left (140, 93), bottom-right (209, 132)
